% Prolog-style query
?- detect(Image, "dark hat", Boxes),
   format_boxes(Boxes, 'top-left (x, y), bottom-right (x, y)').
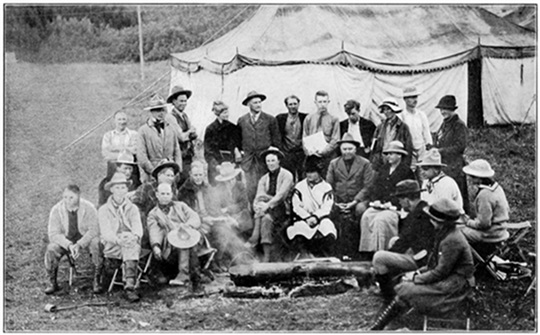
top-left (337, 132), bottom-right (360, 147)
top-left (167, 86), bottom-right (192, 103)
top-left (344, 99), bottom-right (360, 111)
top-left (242, 91), bottom-right (266, 106)
top-left (423, 198), bottom-right (462, 223)
top-left (304, 155), bottom-right (323, 174)
top-left (391, 179), bottom-right (425, 197)
top-left (260, 146), bottom-right (284, 161)
top-left (435, 95), bottom-right (458, 110)
top-left (152, 159), bottom-right (180, 180)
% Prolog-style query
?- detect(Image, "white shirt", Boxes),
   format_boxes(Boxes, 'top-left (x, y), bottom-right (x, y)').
top-left (421, 173), bottom-right (463, 211)
top-left (346, 121), bottom-right (365, 147)
top-left (400, 108), bottom-right (432, 151)
top-left (101, 128), bottom-right (138, 161)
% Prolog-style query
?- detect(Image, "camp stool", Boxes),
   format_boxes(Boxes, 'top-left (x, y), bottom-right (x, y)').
top-left (108, 249), bottom-right (153, 292)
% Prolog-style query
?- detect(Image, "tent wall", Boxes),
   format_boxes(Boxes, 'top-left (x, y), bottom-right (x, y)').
top-left (481, 57), bottom-right (536, 125)
top-left (170, 64), bottom-right (468, 138)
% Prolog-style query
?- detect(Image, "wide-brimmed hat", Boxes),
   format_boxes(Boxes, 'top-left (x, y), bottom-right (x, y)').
top-left (423, 198), bottom-right (462, 223)
top-left (260, 146), bottom-right (284, 160)
top-left (215, 161), bottom-right (242, 182)
top-left (242, 91), bottom-right (266, 106)
top-left (416, 149), bottom-right (447, 167)
top-left (152, 159), bottom-right (180, 179)
top-left (391, 179), bottom-right (425, 197)
top-left (435, 95), bottom-right (458, 110)
top-left (116, 151), bottom-right (137, 166)
top-left (383, 141), bottom-right (408, 156)
top-left (402, 86), bottom-right (421, 98)
top-left (167, 226), bottom-right (201, 249)
top-left (144, 97), bottom-right (169, 111)
top-left (304, 155), bottom-right (323, 174)
top-left (104, 172), bottom-right (133, 191)
top-left (337, 132), bottom-right (360, 147)
top-left (463, 159), bottom-right (495, 178)
top-left (378, 97), bottom-right (403, 113)
top-left (167, 85), bottom-right (192, 103)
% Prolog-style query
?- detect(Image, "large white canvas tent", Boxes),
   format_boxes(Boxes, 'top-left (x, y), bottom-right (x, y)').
top-left (170, 5), bottom-right (536, 136)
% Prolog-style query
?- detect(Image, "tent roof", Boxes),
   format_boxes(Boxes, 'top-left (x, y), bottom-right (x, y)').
top-left (171, 5), bottom-right (536, 74)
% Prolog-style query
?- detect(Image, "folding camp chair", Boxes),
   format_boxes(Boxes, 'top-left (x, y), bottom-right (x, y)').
top-left (108, 249), bottom-right (153, 292)
top-left (420, 288), bottom-right (473, 331)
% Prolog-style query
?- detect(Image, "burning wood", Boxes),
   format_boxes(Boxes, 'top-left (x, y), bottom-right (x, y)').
top-left (223, 286), bottom-right (283, 299)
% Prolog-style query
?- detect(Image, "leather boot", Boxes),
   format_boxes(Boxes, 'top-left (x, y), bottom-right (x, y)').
top-left (170, 249), bottom-right (190, 286)
top-left (123, 260), bottom-right (140, 302)
top-left (370, 297), bottom-right (406, 330)
top-left (375, 274), bottom-right (395, 302)
top-left (44, 267), bottom-right (59, 295)
top-left (93, 263), bottom-right (104, 294)
top-left (262, 243), bottom-right (272, 263)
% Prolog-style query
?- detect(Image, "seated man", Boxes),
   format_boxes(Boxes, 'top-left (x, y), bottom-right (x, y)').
top-left (98, 151), bottom-right (141, 207)
top-left (44, 184), bottom-right (103, 294)
top-left (98, 173), bottom-right (143, 302)
top-left (148, 183), bottom-right (210, 290)
top-left (287, 155), bottom-right (336, 258)
top-left (371, 180), bottom-right (435, 302)
top-left (249, 147), bottom-right (294, 262)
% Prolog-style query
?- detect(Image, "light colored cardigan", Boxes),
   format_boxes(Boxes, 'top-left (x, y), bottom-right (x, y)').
top-left (48, 198), bottom-right (98, 249)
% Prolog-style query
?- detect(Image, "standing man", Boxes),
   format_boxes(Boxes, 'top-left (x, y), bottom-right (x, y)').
top-left (237, 91), bottom-right (282, 203)
top-left (302, 90), bottom-right (341, 175)
top-left (339, 99), bottom-right (376, 159)
top-left (137, 97), bottom-right (182, 182)
top-left (400, 87), bottom-right (433, 169)
top-left (166, 86), bottom-right (198, 185)
top-left (44, 184), bottom-right (103, 294)
top-left (276, 95), bottom-right (308, 180)
top-left (101, 111), bottom-right (138, 163)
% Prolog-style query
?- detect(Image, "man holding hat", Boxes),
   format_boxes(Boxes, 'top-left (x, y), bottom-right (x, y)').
top-left (98, 172), bottom-right (143, 302)
top-left (339, 99), bottom-right (376, 159)
top-left (237, 90), bottom-right (282, 203)
top-left (371, 179), bottom-right (434, 302)
top-left (399, 87), bottom-right (433, 167)
top-left (249, 147), bottom-right (294, 262)
top-left (433, 94), bottom-right (469, 213)
top-left (98, 151), bottom-right (141, 207)
top-left (370, 97), bottom-right (413, 172)
top-left (137, 96), bottom-right (182, 181)
top-left (327, 133), bottom-right (375, 258)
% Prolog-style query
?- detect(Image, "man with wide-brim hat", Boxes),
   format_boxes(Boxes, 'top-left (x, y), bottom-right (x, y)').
top-left (237, 90), bottom-right (281, 204)
top-left (339, 99), bottom-right (376, 159)
top-left (152, 159), bottom-right (181, 181)
top-left (214, 161), bottom-right (242, 183)
top-left (147, 183), bottom-right (211, 289)
top-left (400, 86), bottom-right (432, 170)
top-left (371, 97), bottom-right (413, 171)
top-left (98, 151), bottom-right (142, 207)
top-left (371, 179), bottom-right (434, 302)
top-left (167, 86), bottom-right (197, 186)
top-left (137, 96), bottom-right (182, 181)
top-left (326, 132), bottom-right (374, 258)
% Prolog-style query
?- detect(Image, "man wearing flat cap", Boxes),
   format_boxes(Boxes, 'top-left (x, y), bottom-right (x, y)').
top-left (237, 90), bottom-right (282, 204)
top-left (339, 99), bottom-right (376, 159)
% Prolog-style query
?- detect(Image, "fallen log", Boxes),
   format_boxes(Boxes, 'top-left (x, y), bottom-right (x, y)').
top-left (229, 260), bottom-right (373, 287)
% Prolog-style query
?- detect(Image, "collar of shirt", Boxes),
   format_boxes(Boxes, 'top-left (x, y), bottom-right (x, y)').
top-left (250, 111), bottom-right (261, 123)
top-left (478, 182), bottom-right (498, 192)
top-left (112, 128), bottom-right (130, 136)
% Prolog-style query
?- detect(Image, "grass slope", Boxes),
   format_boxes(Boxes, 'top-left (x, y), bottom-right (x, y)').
top-left (4, 61), bottom-right (536, 331)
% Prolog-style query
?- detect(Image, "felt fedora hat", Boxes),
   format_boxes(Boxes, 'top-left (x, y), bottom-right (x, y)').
top-left (383, 140), bottom-right (408, 156)
top-left (116, 151), bottom-right (137, 166)
top-left (435, 95), bottom-right (458, 110)
top-left (416, 149), bottom-right (447, 167)
top-left (337, 132), bottom-right (360, 147)
top-left (152, 159), bottom-right (180, 180)
top-left (104, 172), bottom-right (133, 191)
top-left (463, 159), bottom-right (495, 178)
top-left (242, 91), bottom-right (266, 106)
top-left (391, 179), bottom-right (425, 197)
top-left (423, 198), bottom-right (462, 223)
top-left (260, 146), bottom-right (284, 160)
top-left (167, 226), bottom-right (201, 249)
top-left (144, 96), bottom-right (169, 111)
top-left (167, 85), bottom-right (192, 103)
top-left (378, 97), bottom-right (403, 113)
top-left (402, 86), bottom-right (421, 98)
top-left (215, 161), bottom-right (242, 182)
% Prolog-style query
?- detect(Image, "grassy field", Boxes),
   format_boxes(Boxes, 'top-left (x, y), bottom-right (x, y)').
top-left (4, 60), bottom-right (536, 331)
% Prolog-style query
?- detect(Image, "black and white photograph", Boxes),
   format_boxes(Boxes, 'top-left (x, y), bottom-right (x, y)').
top-left (4, 3), bottom-right (537, 331)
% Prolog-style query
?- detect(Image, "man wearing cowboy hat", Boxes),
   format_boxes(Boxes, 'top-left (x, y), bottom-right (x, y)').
top-left (326, 133), bottom-right (374, 258)
top-left (399, 87), bottom-right (433, 168)
top-left (339, 99), bottom-right (376, 159)
top-left (237, 90), bottom-right (282, 203)
top-left (44, 184), bottom-right (103, 295)
top-left (249, 147), bottom-right (294, 262)
top-left (371, 179), bottom-right (434, 302)
top-left (147, 183), bottom-right (209, 289)
top-left (417, 148), bottom-right (463, 210)
top-left (98, 151), bottom-right (142, 207)
top-left (137, 96), bottom-right (182, 182)
top-left (370, 97), bottom-right (414, 172)
top-left (167, 86), bottom-right (198, 184)
top-left (98, 172), bottom-right (143, 302)
top-left (433, 94), bottom-right (469, 213)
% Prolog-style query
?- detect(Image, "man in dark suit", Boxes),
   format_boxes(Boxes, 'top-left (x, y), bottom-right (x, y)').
top-left (237, 91), bottom-right (282, 203)
top-left (339, 99), bottom-right (376, 159)
top-left (276, 95), bottom-right (308, 180)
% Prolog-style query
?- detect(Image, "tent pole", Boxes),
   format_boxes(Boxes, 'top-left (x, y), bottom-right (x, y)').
top-left (137, 5), bottom-right (145, 82)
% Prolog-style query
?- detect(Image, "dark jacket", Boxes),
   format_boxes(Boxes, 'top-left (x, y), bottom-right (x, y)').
top-left (326, 154), bottom-right (374, 203)
top-left (204, 119), bottom-right (241, 164)
top-left (390, 200), bottom-right (434, 256)
top-left (276, 112), bottom-right (308, 151)
top-left (369, 162), bottom-right (415, 205)
top-left (371, 117), bottom-right (414, 171)
top-left (339, 118), bottom-right (376, 158)
top-left (177, 179), bottom-right (221, 217)
top-left (435, 113), bottom-right (468, 178)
